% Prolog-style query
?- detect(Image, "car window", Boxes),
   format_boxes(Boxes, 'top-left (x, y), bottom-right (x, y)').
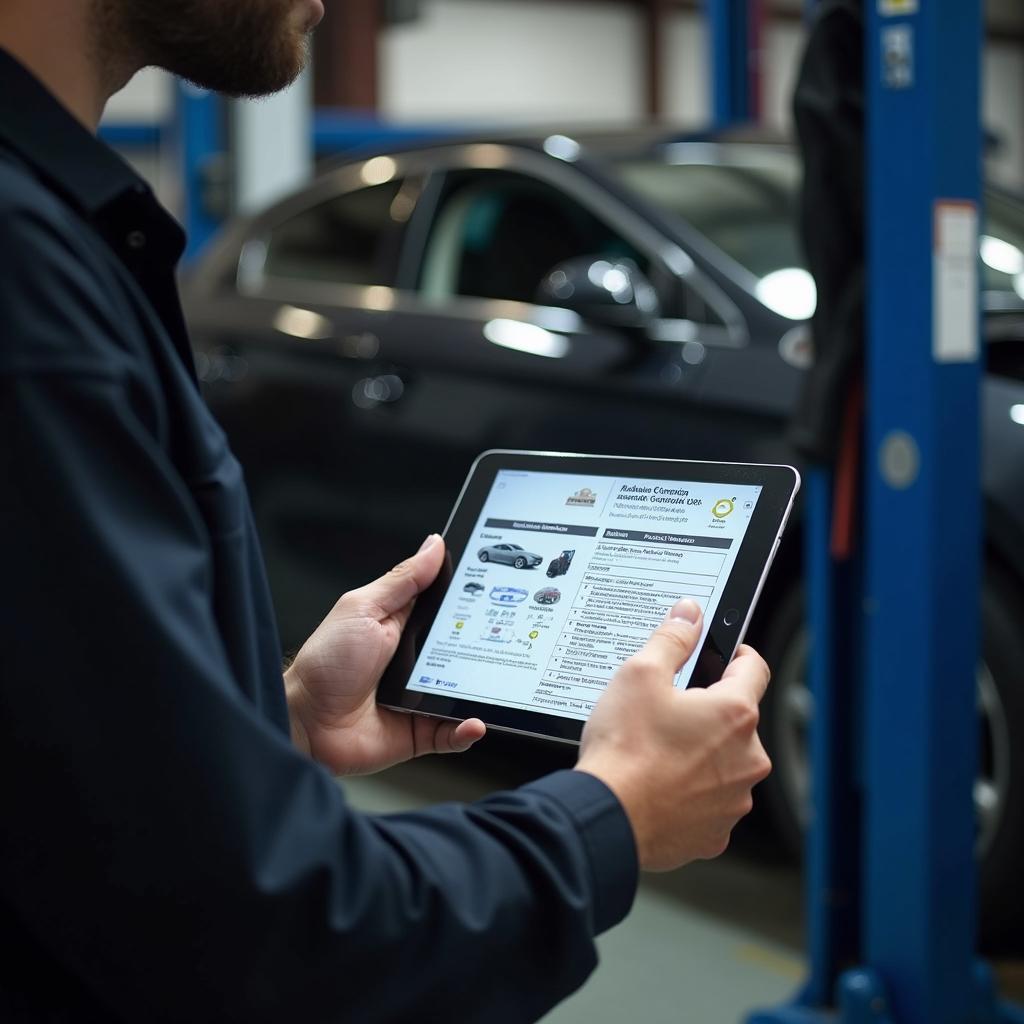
top-left (614, 157), bottom-right (804, 282)
top-left (419, 169), bottom-right (651, 306)
top-left (616, 150), bottom-right (1024, 313)
top-left (262, 179), bottom-right (409, 286)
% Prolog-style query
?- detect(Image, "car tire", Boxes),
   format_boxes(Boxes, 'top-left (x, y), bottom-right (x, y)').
top-left (514, 557), bottom-right (527, 569)
top-left (757, 569), bottom-right (1024, 951)
top-left (480, 552), bottom-right (489, 562)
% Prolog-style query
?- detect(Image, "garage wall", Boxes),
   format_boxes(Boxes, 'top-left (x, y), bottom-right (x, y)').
top-left (660, 10), bottom-right (708, 124)
top-left (102, 4), bottom-right (1024, 191)
top-left (379, 0), bottom-right (644, 124)
top-left (104, 66), bottom-right (173, 123)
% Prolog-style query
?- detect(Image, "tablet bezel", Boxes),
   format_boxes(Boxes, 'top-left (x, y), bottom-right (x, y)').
top-left (377, 450), bottom-right (800, 744)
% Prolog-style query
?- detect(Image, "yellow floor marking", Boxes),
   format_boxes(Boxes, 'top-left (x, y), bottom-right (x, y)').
top-left (733, 943), bottom-right (806, 981)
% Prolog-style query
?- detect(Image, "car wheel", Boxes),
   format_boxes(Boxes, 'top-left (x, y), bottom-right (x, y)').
top-left (480, 552), bottom-right (489, 562)
top-left (514, 557), bottom-right (527, 569)
top-left (758, 569), bottom-right (1024, 951)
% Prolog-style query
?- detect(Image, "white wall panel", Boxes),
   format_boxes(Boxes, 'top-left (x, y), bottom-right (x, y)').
top-left (380, 0), bottom-right (644, 124)
top-left (661, 11), bottom-right (709, 125)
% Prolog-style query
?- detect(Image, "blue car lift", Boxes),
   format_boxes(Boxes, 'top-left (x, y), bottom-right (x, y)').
top-left (706, 0), bottom-right (1023, 1019)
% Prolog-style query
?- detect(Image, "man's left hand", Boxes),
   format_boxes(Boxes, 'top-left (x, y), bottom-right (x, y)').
top-left (284, 534), bottom-right (486, 775)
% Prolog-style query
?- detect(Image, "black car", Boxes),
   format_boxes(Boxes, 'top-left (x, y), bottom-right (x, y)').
top-left (546, 550), bottom-right (575, 578)
top-left (184, 129), bottom-right (1024, 947)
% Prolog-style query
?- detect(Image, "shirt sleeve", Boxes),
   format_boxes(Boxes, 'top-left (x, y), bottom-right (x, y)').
top-left (0, 208), bottom-right (637, 1023)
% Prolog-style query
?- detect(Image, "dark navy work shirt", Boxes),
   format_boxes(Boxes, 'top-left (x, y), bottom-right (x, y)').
top-left (0, 50), bottom-right (637, 1023)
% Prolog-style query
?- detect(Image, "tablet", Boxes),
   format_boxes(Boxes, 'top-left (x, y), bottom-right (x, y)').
top-left (378, 450), bottom-right (800, 744)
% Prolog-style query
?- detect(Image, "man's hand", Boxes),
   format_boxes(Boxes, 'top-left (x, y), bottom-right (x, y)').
top-left (285, 535), bottom-right (486, 776)
top-left (576, 598), bottom-right (771, 871)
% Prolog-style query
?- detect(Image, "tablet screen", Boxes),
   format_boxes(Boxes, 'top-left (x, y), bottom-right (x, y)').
top-left (406, 468), bottom-right (763, 721)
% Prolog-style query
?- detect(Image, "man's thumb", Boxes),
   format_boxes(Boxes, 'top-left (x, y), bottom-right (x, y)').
top-left (637, 599), bottom-right (704, 674)
top-left (359, 534), bottom-right (445, 617)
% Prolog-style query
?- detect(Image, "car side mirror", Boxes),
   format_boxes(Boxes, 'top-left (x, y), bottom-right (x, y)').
top-left (535, 256), bottom-right (661, 328)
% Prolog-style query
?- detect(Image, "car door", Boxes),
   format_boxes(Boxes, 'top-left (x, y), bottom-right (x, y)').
top-left (360, 146), bottom-right (761, 535)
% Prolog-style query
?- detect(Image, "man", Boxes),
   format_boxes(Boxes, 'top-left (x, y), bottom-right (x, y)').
top-left (0, 1), bottom-right (772, 1021)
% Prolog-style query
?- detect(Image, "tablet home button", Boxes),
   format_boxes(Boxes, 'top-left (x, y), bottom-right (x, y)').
top-left (723, 608), bottom-right (741, 626)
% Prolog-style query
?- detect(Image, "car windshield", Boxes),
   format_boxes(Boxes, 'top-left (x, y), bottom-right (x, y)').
top-left (508, 545), bottom-right (523, 550)
top-left (611, 143), bottom-right (1024, 319)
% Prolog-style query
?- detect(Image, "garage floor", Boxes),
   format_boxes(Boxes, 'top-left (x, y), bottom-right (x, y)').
top-left (341, 749), bottom-right (1023, 1023)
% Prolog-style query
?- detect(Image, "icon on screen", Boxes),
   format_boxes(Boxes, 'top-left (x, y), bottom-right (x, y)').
top-left (566, 488), bottom-right (597, 507)
top-left (712, 498), bottom-right (736, 519)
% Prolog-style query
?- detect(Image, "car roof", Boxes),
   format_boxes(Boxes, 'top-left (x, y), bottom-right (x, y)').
top-left (317, 123), bottom-right (1024, 203)
top-left (319, 125), bottom-right (794, 169)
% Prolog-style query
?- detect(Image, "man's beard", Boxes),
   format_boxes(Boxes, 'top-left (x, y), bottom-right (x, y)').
top-left (95, 0), bottom-right (312, 97)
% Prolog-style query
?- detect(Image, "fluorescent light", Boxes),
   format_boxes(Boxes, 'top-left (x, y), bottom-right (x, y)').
top-left (483, 319), bottom-right (569, 358)
top-left (755, 268), bottom-right (817, 321)
top-left (980, 235), bottom-right (1024, 276)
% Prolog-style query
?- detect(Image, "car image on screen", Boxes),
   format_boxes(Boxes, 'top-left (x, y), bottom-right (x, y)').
top-left (477, 543), bottom-right (543, 569)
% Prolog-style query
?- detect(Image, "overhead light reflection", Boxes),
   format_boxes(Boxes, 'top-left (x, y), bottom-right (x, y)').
top-left (601, 266), bottom-right (630, 298)
top-left (586, 260), bottom-right (632, 303)
top-left (483, 319), bottom-right (570, 358)
top-left (532, 306), bottom-right (582, 332)
top-left (980, 235), bottom-right (1024, 276)
top-left (756, 268), bottom-right (817, 321)
top-left (360, 156), bottom-right (397, 186)
top-left (463, 144), bottom-right (510, 169)
top-left (361, 285), bottom-right (396, 311)
top-left (1010, 404), bottom-right (1024, 426)
top-left (542, 135), bottom-right (581, 162)
top-left (273, 304), bottom-right (332, 340)
top-left (389, 179), bottom-right (422, 223)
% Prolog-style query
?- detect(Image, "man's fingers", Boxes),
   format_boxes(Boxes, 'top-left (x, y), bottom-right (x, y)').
top-left (709, 645), bottom-right (771, 704)
top-left (624, 599), bottom-right (704, 681)
top-left (352, 534), bottom-right (445, 620)
top-left (416, 716), bottom-right (486, 755)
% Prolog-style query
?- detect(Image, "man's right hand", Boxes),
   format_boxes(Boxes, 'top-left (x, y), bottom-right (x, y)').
top-left (575, 598), bottom-right (771, 872)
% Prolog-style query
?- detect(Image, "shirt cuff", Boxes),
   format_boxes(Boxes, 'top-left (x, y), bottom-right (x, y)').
top-left (522, 769), bottom-right (638, 934)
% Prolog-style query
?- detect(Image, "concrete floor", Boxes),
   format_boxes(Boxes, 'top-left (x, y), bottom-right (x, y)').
top-left (341, 748), bottom-right (1024, 1023)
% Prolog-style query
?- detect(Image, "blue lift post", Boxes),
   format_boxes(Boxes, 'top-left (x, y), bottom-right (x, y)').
top-left (853, 1), bottom-right (1016, 1020)
top-left (707, 0), bottom-right (754, 127)
top-left (173, 83), bottom-right (224, 264)
top-left (740, 0), bottom-right (1024, 1020)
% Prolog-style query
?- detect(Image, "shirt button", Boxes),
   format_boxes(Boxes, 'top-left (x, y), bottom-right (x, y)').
top-left (126, 230), bottom-right (147, 250)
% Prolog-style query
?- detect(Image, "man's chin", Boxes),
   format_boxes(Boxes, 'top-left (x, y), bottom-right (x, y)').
top-left (175, 42), bottom-right (310, 98)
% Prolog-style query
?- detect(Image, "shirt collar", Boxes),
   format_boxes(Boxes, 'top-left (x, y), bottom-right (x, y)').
top-left (0, 47), bottom-right (186, 264)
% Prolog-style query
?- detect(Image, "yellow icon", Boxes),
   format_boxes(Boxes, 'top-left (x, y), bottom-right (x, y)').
top-left (455, 621), bottom-right (464, 629)
top-left (712, 498), bottom-right (735, 519)
top-left (529, 630), bottom-right (539, 639)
